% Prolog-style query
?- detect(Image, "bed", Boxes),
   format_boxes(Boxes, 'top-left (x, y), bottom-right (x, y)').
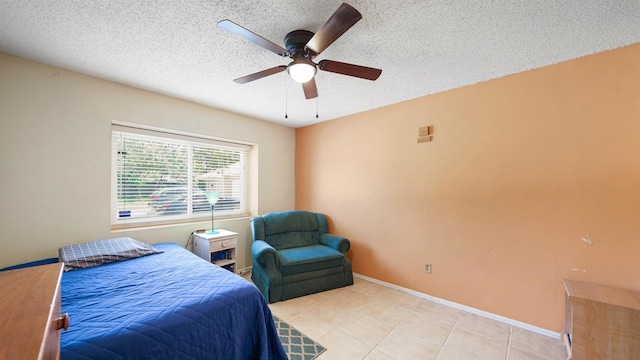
top-left (56, 241), bottom-right (287, 360)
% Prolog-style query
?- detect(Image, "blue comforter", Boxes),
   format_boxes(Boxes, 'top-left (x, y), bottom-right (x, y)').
top-left (60, 243), bottom-right (286, 360)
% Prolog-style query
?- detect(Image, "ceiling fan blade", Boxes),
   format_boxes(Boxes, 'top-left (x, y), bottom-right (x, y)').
top-left (302, 78), bottom-right (318, 99)
top-left (217, 20), bottom-right (289, 57)
top-left (318, 60), bottom-right (382, 80)
top-left (305, 3), bottom-right (362, 55)
top-left (233, 66), bottom-right (287, 84)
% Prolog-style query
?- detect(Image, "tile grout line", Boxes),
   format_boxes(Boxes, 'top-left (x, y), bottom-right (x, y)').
top-left (366, 297), bottom-right (424, 360)
top-left (505, 325), bottom-right (513, 360)
top-left (433, 311), bottom-right (463, 360)
top-left (313, 286), bottom-right (371, 359)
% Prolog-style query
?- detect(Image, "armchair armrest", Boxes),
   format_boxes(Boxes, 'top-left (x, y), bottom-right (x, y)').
top-left (320, 233), bottom-right (350, 254)
top-left (251, 240), bottom-right (282, 289)
top-left (251, 240), bottom-right (278, 267)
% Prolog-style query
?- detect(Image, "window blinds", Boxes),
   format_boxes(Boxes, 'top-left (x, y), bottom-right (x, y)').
top-left (111, 125), bottom-right (249, 228)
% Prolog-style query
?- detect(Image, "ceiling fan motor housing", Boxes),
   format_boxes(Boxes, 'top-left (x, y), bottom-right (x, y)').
top-left (284, 30), bottom-right (315, 56)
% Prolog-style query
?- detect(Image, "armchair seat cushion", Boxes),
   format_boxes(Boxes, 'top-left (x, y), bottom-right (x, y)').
top-left (278, 245), bottom-right (345, 275)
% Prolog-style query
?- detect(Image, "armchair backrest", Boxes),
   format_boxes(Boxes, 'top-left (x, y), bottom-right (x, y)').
top-left (251, 210), bottom-right (328, 250)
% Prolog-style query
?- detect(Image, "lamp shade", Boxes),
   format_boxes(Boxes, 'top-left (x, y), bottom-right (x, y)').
top-left (288, 60), bottom-right (316, 83)
top-left (205, 191), bottom-right (220, 207)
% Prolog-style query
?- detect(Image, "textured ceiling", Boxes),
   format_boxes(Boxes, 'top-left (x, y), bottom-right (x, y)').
top-left (1, 1), bottom-right (639, 128)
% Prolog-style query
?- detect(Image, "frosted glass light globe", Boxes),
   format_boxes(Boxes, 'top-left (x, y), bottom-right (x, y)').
top-left (288, 61), bottom-right (316, 83)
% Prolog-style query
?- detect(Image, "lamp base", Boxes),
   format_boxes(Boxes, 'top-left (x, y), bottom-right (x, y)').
top-left (206, 230), bottom-right (219, 235)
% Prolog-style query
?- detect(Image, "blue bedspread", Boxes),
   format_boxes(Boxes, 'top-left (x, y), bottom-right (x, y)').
top-left (60, 243), bottom-right (287, 360)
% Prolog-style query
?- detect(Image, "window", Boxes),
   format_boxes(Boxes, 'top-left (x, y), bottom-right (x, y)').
top-left (111, 124), bottom-right (249, 228)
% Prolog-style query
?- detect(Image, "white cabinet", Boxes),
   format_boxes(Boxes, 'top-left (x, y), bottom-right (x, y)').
top-left (193, 229), bottom-right (237, 273)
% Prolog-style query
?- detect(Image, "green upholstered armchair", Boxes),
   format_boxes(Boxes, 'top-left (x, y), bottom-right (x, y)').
top-left (250, 210), bottom-right (353, 303)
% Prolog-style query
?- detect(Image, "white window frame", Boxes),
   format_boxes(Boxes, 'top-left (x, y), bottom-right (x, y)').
top-left (110, 123), bottom-right (250, 229)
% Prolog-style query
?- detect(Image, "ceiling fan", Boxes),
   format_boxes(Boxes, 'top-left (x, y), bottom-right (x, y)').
top-left (217, 3), bottom-right (382, 100)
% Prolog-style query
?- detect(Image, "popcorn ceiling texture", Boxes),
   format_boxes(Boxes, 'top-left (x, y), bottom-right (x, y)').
top-left (1, 0), bottom-right (639, 127)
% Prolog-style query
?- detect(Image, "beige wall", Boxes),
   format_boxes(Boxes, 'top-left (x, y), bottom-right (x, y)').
top-left (0, 53), bottom-right (295, 269)
top-left (296, 43), bottom-right (640, 332)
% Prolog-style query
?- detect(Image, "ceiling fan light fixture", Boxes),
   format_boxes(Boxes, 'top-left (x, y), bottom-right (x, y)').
top-left (287, 58), bottom-right (316, 83)
top-left (219, 3), bottom-right (380, 99)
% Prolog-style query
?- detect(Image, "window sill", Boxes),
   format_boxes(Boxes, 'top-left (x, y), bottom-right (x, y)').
top-left (111, 214), bottom-right (251, 232)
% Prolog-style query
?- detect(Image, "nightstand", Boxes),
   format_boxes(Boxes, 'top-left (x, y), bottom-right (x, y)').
top-left (193, 229), bottom-right (237, 273)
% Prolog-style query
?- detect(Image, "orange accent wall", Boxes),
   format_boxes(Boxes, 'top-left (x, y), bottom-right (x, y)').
top-left (295, 43), bottom-right (640, 332)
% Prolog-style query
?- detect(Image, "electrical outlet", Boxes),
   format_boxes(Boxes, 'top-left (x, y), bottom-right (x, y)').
top-left (424, 262), bottom-right (432, 274)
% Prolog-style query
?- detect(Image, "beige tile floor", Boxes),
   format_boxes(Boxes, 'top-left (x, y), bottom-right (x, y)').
top-left (266, 277), bottom-right (568, 360)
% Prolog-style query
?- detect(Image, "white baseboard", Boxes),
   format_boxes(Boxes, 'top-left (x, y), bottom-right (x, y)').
top-left (353, 273), bottom-right (561, 340)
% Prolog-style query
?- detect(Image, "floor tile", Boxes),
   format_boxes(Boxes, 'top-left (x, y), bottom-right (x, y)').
top-left (298, 299), bottom-right (353, 328)
top-left (269, 291), bottom-right (329, 320)
top-left (409, 299), bottom-right (462, 326)
top-left (363, 350), bottom-right (396, 360)
top-left (337, 311), bottom-right (397, 348)
top-left (316, 328), bottom-right (372, 360)
top-left (375, 333), bottom-right (441, 360)
top-left (455, 312), bottom-right (510, 343)
top-left (371, 285), bottom-right (422, 309)
top-left (507, 347), bottom-right (551, 360)
top-left (509, 327), bottom-right (566, 360)
top-left (282, 310), bottom-right (334, 341)
top-left (374, 313), bottom-right (452, 360)
top-left (436, 327), bottom-right (507, 360)
top-left (263, 275), bottom-right (568, 360)
top-left (357, 297), bottom-right (414, 325)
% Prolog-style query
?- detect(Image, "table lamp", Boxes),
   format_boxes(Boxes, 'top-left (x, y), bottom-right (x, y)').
top-left (205, 191), bottom-right (220, 234)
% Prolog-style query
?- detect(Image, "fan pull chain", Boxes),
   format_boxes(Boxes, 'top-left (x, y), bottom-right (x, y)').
top-left (315, 97), bottom-right (319, 119)
top-left (284, 88), bottom-right (288, 119)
